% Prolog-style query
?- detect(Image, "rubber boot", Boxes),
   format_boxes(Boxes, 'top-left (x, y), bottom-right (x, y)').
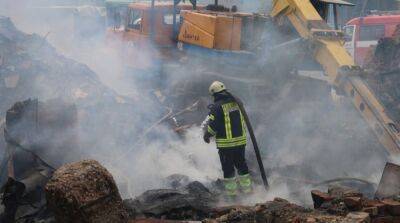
top-left (238, 173), bottom-right (252, 194)
top-left (222, 177), bottom-right (238, 202)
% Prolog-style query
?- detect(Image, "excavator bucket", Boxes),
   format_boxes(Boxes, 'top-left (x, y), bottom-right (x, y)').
top-left (375, 162), bottom-right (400, 199)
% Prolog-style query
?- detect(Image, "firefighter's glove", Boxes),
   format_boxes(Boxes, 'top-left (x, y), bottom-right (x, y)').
top-left (203, 133), bottom-right (211, 144)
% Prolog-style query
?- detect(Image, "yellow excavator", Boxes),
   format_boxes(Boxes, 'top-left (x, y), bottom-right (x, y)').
top-left (268, 0), bottom-right (400, 157)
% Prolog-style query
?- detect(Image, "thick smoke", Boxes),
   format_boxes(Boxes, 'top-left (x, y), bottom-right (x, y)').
top-left (0, 0), bottom-right (391, 206)
top-left (0, 0), bottom-right (223, 198)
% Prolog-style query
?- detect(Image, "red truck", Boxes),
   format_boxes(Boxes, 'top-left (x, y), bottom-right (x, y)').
top-left (343, 12), bottom-right (400, 66)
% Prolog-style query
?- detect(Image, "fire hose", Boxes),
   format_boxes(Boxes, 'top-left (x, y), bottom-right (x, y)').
top-left (226, 92), bottom-right (269, 191)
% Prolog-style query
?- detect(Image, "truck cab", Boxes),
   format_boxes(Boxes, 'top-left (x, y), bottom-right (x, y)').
top-left (107, 2), bottom-right (196, 47)
top-left (105, 0), bottom-right (135, 30)
top-left (105, 1), bottom-right (196, 73)
top-left (343, 13), bottom-right (400, 66)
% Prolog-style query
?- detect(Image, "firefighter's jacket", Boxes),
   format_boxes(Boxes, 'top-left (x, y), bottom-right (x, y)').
top-left (206, 94), bottom-right (247, 148)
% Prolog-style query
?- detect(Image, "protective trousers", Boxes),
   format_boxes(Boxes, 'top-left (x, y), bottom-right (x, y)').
top-left (218, 146), bottom-right (252, 196)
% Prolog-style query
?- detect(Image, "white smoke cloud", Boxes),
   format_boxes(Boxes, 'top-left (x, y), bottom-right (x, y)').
top-left (102, 127), bottom-right (221, 197)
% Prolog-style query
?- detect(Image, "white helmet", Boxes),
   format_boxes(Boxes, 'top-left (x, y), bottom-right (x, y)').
top-left (209, 81), bottom-right (226, 95)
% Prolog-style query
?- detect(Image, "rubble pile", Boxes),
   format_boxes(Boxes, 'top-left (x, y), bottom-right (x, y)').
top-left (364, 25), bottom-right (400, 124)
top-left (125, 183), bottom-right (400, 223)
top-left (0, 16), bottom-right (207, 223)
top-left (124, 181), bottom-right (217, 220)
top-left (125, 191), bottom-right (348, 223)
top-left (0, 99), bottom-right (77, 223)
top-left (0, 15), bottom-right (162, 161)
top-left (0, 16), bottom-right (112, 115)
top-left (365, 25), bottom-right (400, 73)
top-left (0, 177), bottom-right (56, 223)
top-left (3, 99), bottom-right (78, 170)
top-left (45, 159), bottom-right (129, 223)
top-left (311, 186), bottom-right (400, 222)
top-left (204, 198), bottom-right (345, 223)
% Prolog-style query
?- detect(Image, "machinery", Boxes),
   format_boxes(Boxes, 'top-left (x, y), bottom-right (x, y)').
top-left (107, 1), bottom-right (196, 47)
top-left (105, 0), bottom-right (136, 30)
top-left (105, 0), bottom-right (269, 73)
top-left (107, 0), bottom-right (400, 157)
top-left (105, 1), bottom-right (198, 75)
top-left (270, 0), bottom-right (400, 156)
top-left (175, 0), bottom-right (400, 157)
top-left (177, 10), bottom-right (268, 51)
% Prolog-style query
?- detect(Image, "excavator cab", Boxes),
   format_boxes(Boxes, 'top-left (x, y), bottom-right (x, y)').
top-left (310, 0), bottom-right (355, 29)
top-left (311, 0), bottom-right (330, 21)
top-left (107, 1), bottom-right (197, 46)
top-left (105, 0), bottom-right (135, 29)
top-left (105, 1), bottom-right (199, 73)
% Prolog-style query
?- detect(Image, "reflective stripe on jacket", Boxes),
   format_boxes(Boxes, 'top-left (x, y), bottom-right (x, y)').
top-left (207, 96), bottom-right (247, 148)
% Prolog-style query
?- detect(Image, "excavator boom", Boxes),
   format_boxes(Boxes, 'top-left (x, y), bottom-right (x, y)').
top-left (271, 0), bottom-right (400, 156)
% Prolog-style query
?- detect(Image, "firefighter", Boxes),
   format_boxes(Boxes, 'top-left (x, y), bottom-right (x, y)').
top-left (203, 81), bottom-right (252, 198)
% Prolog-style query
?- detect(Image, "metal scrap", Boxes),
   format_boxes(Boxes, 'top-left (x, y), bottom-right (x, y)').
top-left (4, 128), bottom-right (56, 171)
top-left (375, 162), bottom-right (400, 199)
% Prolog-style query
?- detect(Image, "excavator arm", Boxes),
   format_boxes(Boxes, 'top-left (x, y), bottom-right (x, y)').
top-left (271, 0), bottom-right (400, 156)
